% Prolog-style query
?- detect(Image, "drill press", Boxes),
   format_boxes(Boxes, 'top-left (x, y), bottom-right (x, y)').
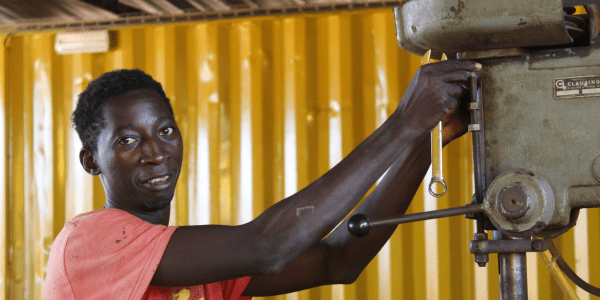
top-left (348, 1), bottom-right (600, 298)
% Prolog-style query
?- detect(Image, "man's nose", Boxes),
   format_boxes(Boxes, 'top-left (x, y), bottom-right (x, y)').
top-left (140, 139), bottom-right (169, 165)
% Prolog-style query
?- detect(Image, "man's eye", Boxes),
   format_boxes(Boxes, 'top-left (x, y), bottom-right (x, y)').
top-left (119, 137), bottom-right (137, 145)
top-left (160, 127), bottom-right (174, 136)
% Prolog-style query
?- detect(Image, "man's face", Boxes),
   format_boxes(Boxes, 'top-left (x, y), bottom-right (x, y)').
top-left (93, 90), bottom-right (183, 212)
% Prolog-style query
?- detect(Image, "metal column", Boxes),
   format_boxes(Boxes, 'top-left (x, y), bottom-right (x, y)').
top-left (494, 231), bottom-right (528, 300)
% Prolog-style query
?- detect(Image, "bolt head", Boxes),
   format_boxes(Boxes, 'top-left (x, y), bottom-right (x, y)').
top-left (532, 240), bottom-right (543, 251)
top-left (474, 253), bottom-right (489, 267)
top-left (497, 184), bottom-right (529, 219)
top-left (474, 232), bottom-right (488, 240)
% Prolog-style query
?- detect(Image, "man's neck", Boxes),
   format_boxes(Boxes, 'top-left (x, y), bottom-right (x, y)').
top-left (103, 202), bottom-right (171, 226)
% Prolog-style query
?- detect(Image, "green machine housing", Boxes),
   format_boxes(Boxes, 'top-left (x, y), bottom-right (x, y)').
top-left (394, 0), bottom-right (600, 238)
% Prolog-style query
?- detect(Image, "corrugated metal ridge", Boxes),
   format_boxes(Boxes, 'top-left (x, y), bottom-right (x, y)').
top-left (0, 0), bottom-right (407, 33)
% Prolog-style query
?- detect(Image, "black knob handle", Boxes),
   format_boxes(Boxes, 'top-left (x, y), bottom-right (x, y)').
top-left (348, 214), bottom-right (372, 238)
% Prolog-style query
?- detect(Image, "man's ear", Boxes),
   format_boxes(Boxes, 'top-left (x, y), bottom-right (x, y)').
top-left (79, 148), bottom-right (100, 175)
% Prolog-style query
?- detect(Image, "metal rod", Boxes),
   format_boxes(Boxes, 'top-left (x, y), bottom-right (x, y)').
top-left (370, 204), bottom-right (484, 227)
top-left (499, 253), bottom-right (528, 300)
top-left (494, 231), bottom-right (529, 300)
top-left (469, 74), bottom-right (485, 204)
top-left (469, 73), bottom-right (487, 234)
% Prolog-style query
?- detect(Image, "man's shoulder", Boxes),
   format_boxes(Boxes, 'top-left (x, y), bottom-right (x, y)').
top-left (64, 208), bottom-right (172, 255)
top-left (47, 209), bottom-right (178, 299)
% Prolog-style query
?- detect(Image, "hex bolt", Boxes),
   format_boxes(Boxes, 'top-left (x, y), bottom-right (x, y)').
top-left (473, 232), bottom-right (489, 267)
top-left (532, 240), bottom-right (543, 251)
top-left (497, 185), bottom-right (529, 219)
top-left (532, 222), bottom-right (546, 233)
top-left (475, 254), bottom-right (489, 267)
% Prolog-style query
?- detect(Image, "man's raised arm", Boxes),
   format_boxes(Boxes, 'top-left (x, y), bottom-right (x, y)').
top-left (151, 60), bottom-right (481, 289)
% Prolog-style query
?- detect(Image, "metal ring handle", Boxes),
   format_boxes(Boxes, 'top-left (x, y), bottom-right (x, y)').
top-left (429, 177), bottom-right (447, 197)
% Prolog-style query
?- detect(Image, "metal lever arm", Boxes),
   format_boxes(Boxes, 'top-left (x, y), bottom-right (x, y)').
top-left (348, 204), bottom-right (484, 237)
top-left (470, 239), bottom-right (550, 254)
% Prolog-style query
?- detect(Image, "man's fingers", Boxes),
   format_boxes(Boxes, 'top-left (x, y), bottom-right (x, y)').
top-left (441, 69), bottom-right (472, 83)
top-left (443, 97), bottom-right (459, 114)
top-left (443, 82), bottom-right (465, 98)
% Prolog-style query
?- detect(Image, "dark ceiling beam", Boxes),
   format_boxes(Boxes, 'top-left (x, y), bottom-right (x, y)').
top-left (79, 0), bottom-right (141, 14)
top-left (238, 0), bottom-right (259, 9)
top-left (119, 0), bottom-right (183, 14)
top-left (166, 0), bottom-right (200, 10)
top-left (179, 0), bottom-right (207, 11)
top-left (0, 0), bottom-right (118, 25)
top-left (191, 0), bottom-right (230, 11)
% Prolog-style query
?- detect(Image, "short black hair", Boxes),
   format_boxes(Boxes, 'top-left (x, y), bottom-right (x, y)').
top-left (71, 69), bottom-right (174, 152)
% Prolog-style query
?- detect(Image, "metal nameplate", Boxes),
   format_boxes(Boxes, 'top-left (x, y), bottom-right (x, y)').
top-left (554, 75), bottom-right (600, 99)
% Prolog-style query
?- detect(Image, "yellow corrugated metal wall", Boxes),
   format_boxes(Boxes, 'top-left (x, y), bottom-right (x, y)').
top-left (1, 7), bottom-right (599, 300)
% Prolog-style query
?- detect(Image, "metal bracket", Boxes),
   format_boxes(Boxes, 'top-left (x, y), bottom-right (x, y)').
top-left (470, 238), bottom-right (550, 254)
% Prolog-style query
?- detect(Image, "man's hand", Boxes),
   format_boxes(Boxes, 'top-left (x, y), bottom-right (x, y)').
top-left (441, 81), bottom-right (472, 145)
top-left (396, 60), bottom-right (481, 141)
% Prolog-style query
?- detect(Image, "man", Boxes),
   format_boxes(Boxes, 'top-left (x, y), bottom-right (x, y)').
top-left (44, 59), bottom-right (481, 299)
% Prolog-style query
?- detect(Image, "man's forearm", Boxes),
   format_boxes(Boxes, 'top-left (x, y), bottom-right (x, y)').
top-left (320, 133), bottom-right (431, 280)
top-left (250, 111), bottom-right (422, 271)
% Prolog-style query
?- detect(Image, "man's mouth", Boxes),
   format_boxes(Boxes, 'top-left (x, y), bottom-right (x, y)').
top-left (141, 174), bottom-right (175, 192)
top-left (148, 175), bottom-right (169, 184)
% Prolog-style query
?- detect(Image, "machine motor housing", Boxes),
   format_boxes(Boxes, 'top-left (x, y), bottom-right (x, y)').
top-left (394, 0), bottom-right (600, 238)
